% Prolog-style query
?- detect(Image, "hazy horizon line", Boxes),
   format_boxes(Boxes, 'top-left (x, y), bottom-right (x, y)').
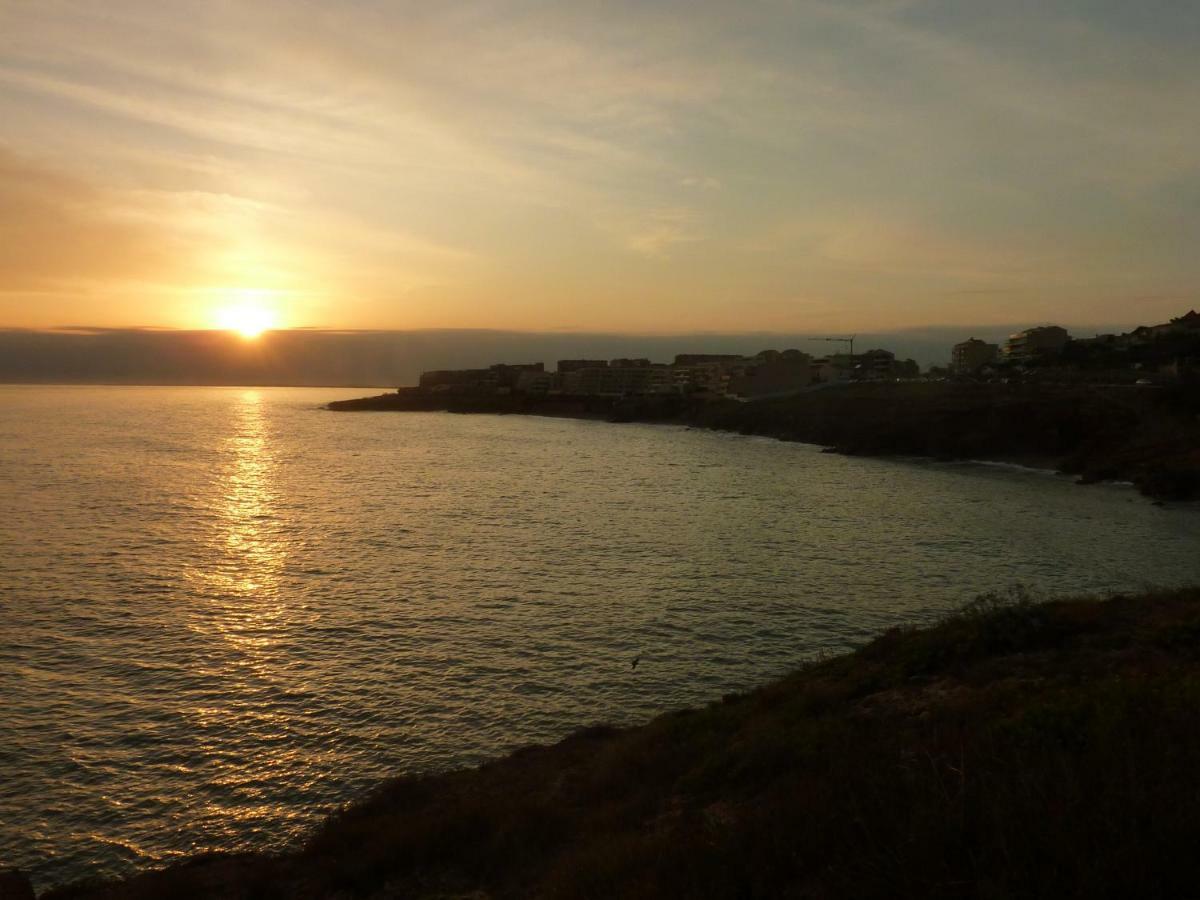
top-left (0, 318), bottom-right (1144, 338)
top-left (0, 317), bottom-right (1158, 385)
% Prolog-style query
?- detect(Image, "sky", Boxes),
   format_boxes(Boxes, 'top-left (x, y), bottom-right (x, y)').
top-left (1, 0), bottom-right (1198, 337)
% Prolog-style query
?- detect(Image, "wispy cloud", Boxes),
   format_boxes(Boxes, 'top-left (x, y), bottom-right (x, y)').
top-left (623, 208), bottom-right (704, 259)
top-left (1, 0), bottom-right (1198, 331)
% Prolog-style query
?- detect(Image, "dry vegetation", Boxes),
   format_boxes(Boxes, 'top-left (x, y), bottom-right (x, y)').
top-left (43, 585), bottom-right (1200, 899)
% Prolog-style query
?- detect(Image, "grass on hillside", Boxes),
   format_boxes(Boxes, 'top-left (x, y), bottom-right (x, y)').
top-left (45, 585), bottom-right (1200, 900)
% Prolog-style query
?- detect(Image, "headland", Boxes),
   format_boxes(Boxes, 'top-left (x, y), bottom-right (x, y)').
top-left (328, 381), bottom-right (1200, 502)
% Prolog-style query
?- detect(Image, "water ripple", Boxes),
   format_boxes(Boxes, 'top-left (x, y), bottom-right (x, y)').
top-left (1, 385), bottom-right (1198, 891)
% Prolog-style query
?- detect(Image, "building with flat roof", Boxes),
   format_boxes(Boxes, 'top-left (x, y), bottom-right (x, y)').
top-left (515, 370), bottom-right (560, 394)
top-left (726, 355), bottom-right (813, 399)
top-left (488, 362), bottom-right (543, 388)
top-left (564, 365), bottom-right (675, 396)
top-left (1005, 326), bottom-right (1070, 362)
top-left (951, 338), bottom-right (1000, 374)
top-left (419, 362), bottom-right (545, 392)
top-left (856, 348), bottom-right (896, 379)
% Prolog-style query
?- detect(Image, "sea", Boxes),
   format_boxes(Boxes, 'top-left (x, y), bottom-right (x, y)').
top-left (2, 384), bottom-right (1198, 890)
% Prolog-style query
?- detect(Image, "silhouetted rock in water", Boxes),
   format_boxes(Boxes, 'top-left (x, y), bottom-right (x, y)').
top-left (329, 382), bottom-right (1200, 501)
top-left (0, 870), bottom-right (35, 900)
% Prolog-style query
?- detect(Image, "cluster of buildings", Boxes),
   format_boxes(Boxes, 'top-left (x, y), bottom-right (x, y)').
top-left (415, 310), bottom-right (1200, 397)
top-left (1075, 310), bottom-right (1200, 351)
top-left (419, 347), bottom-right (920, 400)
top-left (949, 311), bottom-right (1200, 378)
top-left (949, 325), bottom-right (1070, 373)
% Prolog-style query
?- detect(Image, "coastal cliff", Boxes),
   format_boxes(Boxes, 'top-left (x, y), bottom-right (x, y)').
top-left (329, 382), bottom-right (1200, 501)
top-left (42, 586), bottom-right (1200, 899)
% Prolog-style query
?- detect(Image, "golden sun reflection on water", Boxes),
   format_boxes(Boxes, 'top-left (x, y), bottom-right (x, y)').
top-left (221, 392), bottom-right (281, 596)
top-left (188, 390), bottom-right (290, 652)
top-left (179, 391), bottom-right (312, 819)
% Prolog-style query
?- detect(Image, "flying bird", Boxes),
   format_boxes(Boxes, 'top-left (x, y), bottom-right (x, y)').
top-left (631, 655), bottom-right (641, 670)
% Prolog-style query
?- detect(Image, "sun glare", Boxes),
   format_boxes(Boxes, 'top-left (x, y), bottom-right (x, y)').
top-left (215, 300), bottom-right (278, 340)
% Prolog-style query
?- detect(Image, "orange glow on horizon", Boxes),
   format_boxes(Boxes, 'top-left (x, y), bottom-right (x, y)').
top-left (213, 291), bottom-right (282, 339)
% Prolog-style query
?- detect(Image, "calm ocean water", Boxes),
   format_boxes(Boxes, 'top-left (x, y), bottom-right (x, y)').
top-left (2, 384), bottom-right (1198, 888)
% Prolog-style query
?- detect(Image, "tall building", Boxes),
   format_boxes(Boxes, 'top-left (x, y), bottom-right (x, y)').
top-left (857, 348), bottom-right (897, 379)
top-left (1004, 326), bottom-right (1070, 362)
top-left (488, 362), bottom-right (544, 389)
top-left (951, 338), bottom-right (1000, 374)
top-left (726, 354), bottom-right (813, 398)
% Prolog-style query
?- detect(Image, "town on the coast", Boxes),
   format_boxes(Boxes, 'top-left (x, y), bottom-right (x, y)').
top-left (413, 310), bottom-right (1200, 401)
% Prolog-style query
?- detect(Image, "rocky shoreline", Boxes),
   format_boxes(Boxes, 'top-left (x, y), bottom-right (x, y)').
top-left (329, 382), bottom-right (1200, 502)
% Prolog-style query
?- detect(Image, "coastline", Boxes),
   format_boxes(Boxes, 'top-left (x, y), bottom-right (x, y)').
top-left (14, 384), bottom-right (1199, 898)
top-left (327, 382), bottom-right (1200, 502)
top-left (35, 585), bottom-right (1200, 899)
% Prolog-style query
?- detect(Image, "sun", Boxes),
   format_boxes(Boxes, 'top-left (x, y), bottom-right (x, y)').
top-left (215, 301), bottom-right (278, 340)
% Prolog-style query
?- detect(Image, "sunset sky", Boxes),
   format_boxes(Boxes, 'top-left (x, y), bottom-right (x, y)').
top-left (2, 0), bottom-right (1198, 335)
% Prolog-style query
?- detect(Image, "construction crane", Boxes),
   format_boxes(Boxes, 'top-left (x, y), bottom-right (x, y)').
top-left (806, 335), bottom-right (856, 357)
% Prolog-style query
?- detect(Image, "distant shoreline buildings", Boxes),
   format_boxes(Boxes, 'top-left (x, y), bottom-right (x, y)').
top-left (414, 311), bottom-right (1199, 400)
top-left (948, 311), bottom-right (1200, 381)
top-left (416, 347), bottom-right (920, 400)
top-left (1003, 325), bottom-right (1071, 363)
top-left (950, 338), bottom-right (1000, 374)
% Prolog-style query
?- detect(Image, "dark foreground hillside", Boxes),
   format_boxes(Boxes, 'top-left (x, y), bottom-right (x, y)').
top-left (328, 382), bottom-right (1200, 500)
top-left (30, 586), bottom-right (1200, 900)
